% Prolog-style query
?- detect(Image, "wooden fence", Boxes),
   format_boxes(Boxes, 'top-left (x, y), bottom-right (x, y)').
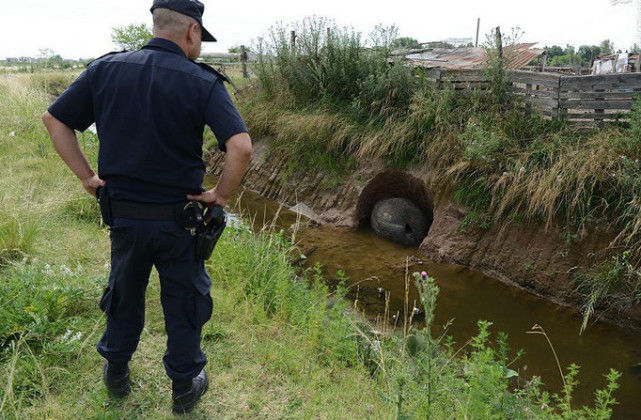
top-left (426, 69), bottom-right (641, 124)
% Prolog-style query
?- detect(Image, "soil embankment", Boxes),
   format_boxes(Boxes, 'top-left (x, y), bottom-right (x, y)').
top-left (207, 137), bottom-right (641, 329)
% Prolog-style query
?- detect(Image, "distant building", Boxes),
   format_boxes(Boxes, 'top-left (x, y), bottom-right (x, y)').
top-left (443, 37), bottom-right (473, 47)
top-left (591, 52), bottom-right (641, 74)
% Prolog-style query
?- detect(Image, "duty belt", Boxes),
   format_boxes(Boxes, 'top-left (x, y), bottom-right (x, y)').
top-left (110, 200), bottom-right (179, 221)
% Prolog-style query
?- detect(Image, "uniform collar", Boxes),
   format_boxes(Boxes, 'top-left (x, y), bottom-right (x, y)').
top-left (142, 37), bottom-right (187, 58)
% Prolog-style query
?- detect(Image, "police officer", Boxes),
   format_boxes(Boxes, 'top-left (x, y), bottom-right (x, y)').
top-left (42, 0), bottom-right (252, 413)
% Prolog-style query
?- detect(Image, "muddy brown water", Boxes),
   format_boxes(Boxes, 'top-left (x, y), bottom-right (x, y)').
top-left (211, 178), bottom-right (641, 417)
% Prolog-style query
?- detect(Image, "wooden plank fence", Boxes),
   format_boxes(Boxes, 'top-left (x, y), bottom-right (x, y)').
top-left (427, 69), bottom-right (641, 124)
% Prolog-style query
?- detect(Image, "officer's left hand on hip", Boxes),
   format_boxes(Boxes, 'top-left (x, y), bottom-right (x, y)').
top-left (187, 188), bottom-right (227, 215)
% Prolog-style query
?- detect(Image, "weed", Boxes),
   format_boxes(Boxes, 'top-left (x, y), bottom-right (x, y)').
top-left (574, 250), bottom-right (641, 333)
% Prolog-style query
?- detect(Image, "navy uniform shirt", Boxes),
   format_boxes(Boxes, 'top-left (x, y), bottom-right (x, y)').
top-left (48, 37), bottom-right (248, 203)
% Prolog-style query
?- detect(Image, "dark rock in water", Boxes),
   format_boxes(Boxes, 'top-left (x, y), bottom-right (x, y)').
top-left (370, 197), bottom-right (430, 246)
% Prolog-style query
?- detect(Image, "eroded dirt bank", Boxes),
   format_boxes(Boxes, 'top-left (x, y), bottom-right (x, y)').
top-left (207, 137), bottom-right (641, 329)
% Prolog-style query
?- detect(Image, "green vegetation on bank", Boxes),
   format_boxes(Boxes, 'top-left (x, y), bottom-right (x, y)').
top-left (0, 70), bottom-right (622, 417)
top-left (242, 17), bottom-right (641, 327)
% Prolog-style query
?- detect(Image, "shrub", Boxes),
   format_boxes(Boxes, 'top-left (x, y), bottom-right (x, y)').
top-left (254, 17), bottom-right (415, 121)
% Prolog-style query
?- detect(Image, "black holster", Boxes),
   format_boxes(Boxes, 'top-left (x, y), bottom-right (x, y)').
top-left (196, 206), bottom-right (226, 260)
top-left (96, 186), bottom-right (113, 227)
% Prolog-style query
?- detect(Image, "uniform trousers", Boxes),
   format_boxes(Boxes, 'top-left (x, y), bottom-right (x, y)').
top-left (96, 217), bottom-right (213, 380)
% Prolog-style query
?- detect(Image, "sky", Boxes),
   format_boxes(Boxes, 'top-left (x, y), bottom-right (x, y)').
top-left (0, 0), bottom-right (638, 59)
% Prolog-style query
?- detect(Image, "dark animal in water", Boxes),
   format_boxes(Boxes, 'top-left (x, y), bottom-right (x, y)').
top-left (370, 198), bottom-right (430, 246)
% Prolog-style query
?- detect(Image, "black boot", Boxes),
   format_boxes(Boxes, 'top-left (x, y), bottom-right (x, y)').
top-left (103, 360), bottom-right (131, 397)
top-left (172, 369), bottom-right (209, 414)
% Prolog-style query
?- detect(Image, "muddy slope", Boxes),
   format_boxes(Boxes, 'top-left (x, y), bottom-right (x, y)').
top-left (207, 137), bottom-right (641, 329)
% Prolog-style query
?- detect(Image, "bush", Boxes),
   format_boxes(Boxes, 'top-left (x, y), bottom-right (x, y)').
top-left (254, 17), bottom-right (416, 121)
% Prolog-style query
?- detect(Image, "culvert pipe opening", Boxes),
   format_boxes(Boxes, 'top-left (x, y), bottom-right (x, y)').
top-left (370, 197), bottom-right (431, 247)
top-left (356, 171), bottom-right (434, 247)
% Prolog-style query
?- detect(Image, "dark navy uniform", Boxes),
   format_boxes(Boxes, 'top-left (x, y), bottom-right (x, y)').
top-left (47, 37), bottom-right (248, 380)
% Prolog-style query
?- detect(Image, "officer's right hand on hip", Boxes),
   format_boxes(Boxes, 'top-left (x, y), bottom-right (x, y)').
top-left (81, 173), bottom-right (106, 197)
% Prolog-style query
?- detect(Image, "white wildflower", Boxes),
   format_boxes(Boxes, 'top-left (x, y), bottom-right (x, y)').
top-left (44, 264), bottom-right (53, 275)
top-left (104, 262), bottom-right (110, 270)
top-left (60, 264), bottom-right (73, 276)
top-left (8, 131), bottom-right (15, 137)
top-left (62, 329), bottom-right (83, 343)
top-left (76, 264), bottom-right (83, 274)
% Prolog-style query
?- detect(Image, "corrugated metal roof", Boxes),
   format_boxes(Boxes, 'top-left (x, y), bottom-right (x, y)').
top-left (403, 43), bottom-right (543, 70)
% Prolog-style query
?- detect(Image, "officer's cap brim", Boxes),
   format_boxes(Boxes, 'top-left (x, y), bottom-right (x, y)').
top-left (202, 26), bottom-right (216, 42)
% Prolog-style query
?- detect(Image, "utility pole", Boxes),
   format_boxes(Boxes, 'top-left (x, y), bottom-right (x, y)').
top-left (495, 26), bottom-right (503, 60)
top-left (475, 18), bottom-right (480, 47)
top-left (290, 30), bottom-right (296, 51)
top-left (240, 45), bottom-right (249, 78)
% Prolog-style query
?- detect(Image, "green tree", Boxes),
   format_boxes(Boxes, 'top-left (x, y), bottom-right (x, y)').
top-left (578, 45), bottom-right (601, 65)
top-left (544, 45), bottom-right (564, 58)
top-left (600, 39), bottom-right (614, 54)
top-left (228, 45), bottom-right (251, 53)
top-left (392, 36), bottom-right (419, 49)
top-left (111, 23), bottom-right (153, 51)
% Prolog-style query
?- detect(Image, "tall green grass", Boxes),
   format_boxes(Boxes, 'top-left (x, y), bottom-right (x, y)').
top-left (0, 214), bottom-right (37, 267)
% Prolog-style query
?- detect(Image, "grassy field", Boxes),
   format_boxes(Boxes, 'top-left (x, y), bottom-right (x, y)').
top-left (0, 72), bottom-right (622, 418)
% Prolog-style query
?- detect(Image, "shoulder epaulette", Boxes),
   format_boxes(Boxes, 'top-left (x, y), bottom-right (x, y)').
top-left (86, 50), bottom-right (128, 67)
top-left (194, 61), bottom-right (231, 84)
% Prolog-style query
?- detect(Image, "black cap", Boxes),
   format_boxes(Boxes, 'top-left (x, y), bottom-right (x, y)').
top-left (150, 0), bottom-right (216, 42)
